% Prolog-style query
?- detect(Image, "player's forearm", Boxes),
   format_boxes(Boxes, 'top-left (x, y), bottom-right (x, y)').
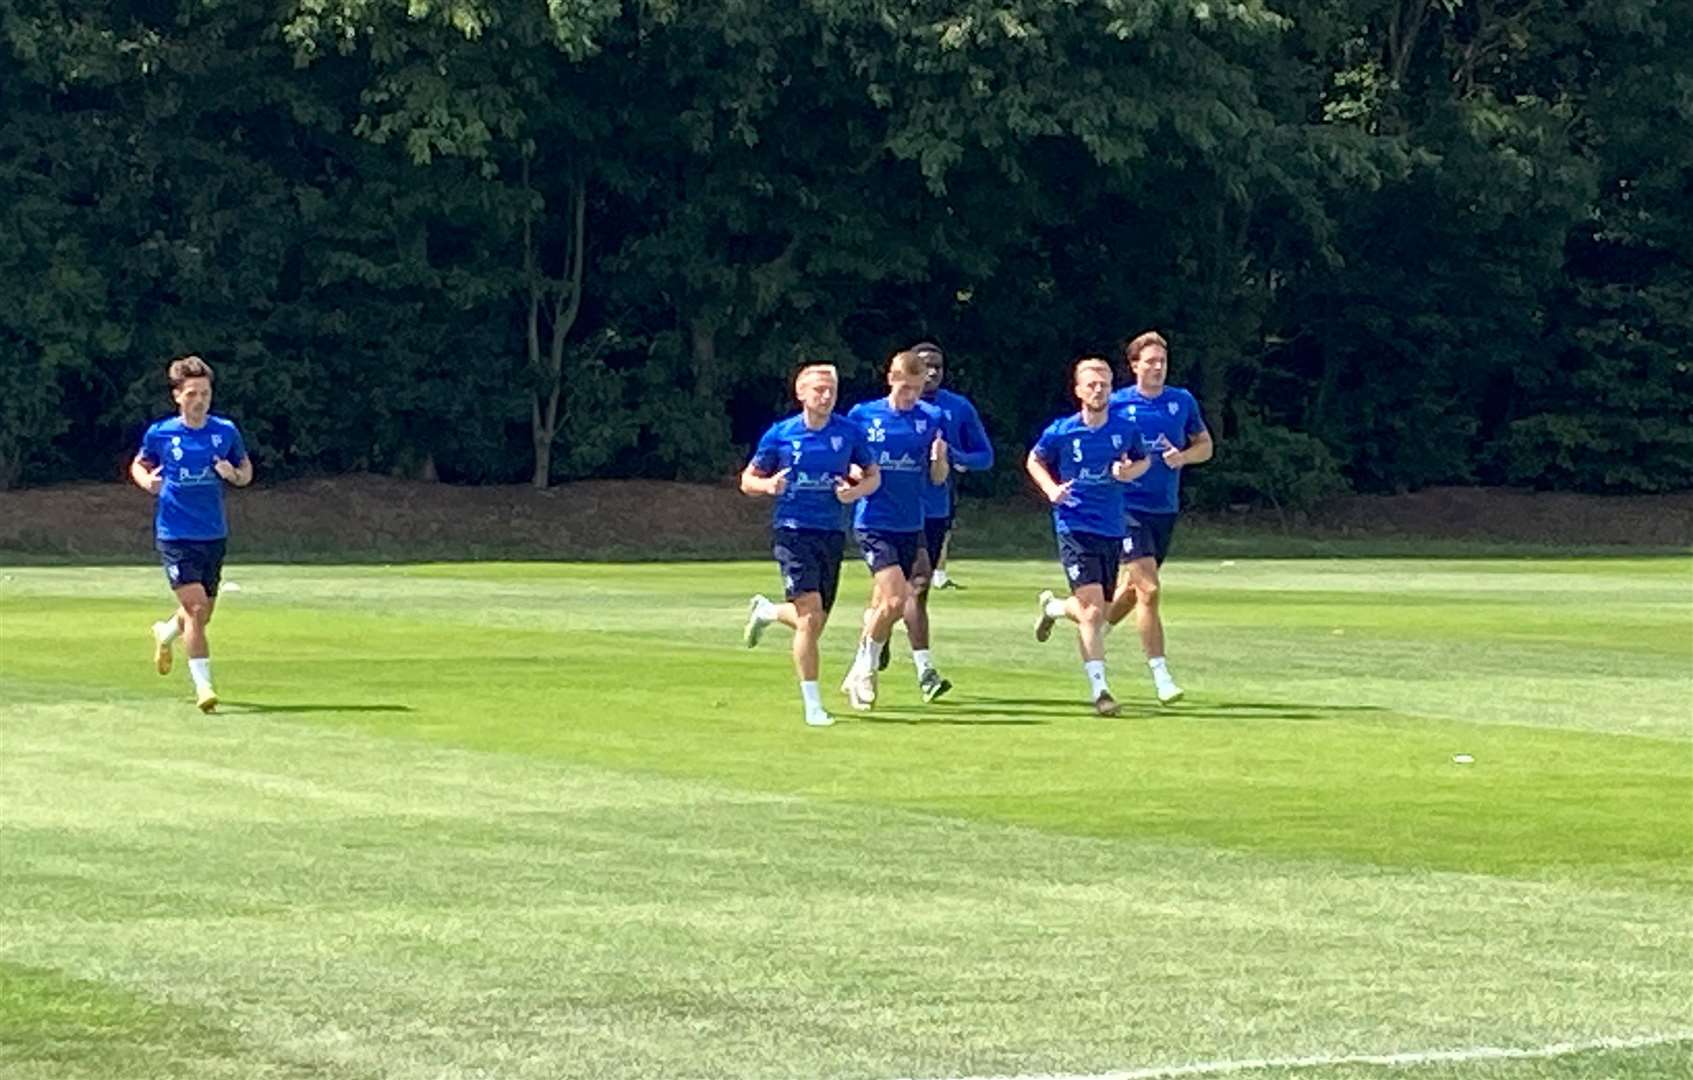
top-left (1182, 433), bottom-right (1214, 465)
top-left (954, 421), bottom-right (994, 471)
top-left (227, 461), bottom-right (254, 487)
top-left (129, 458), bottom-right (158, 493)
top-left (854, 467), bottom-right (882, 499)
top-left (929, 456), bottom-right (949, 485)
top-left (1116, 457), bottom-right (1151, 483)
top-left (1025, 454), bottom-right (1061, 501)
top-left (739, 466), bottom-right (769, 496)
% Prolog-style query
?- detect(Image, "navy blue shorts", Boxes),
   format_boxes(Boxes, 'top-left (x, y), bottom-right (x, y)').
top-left (921, 514), bottom-right (952, 570)
top-left (1057, 531), bottom-right (1121, 599)
top-left (1123, 511), bottom-right (1179, 567)
top-left (157, 538), bottom-right (227, 598)
top-left (772, 528), bottom-right (845, 613)
top-left (856, 528), bottom-right (921, 578)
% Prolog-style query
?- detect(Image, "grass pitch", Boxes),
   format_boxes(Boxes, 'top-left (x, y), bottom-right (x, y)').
top-left (2, 556), bottom-right (1690, 1079)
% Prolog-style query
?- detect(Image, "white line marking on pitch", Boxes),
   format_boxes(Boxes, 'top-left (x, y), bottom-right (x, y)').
top-left (908, 1031), bottom-right (1693, 1080)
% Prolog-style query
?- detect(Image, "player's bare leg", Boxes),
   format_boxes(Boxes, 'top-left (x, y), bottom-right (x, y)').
top-left (173, 584), bottom-right (219, 712)
top-left (844, 566), bottom-right (908, 709)
top-left (902, 547), bottom-right (951, 702)
top-left (1123, 557), bottom-right (1182, 704)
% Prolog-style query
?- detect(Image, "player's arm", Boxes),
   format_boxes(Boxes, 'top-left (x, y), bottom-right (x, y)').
top-left (739, 460), bottom-right (789, 497)
top-left (1166, 429), bottom-right (1213, 469)
top-left (951, 401), bottom-right (994, 473)
top-left (1112, 454), bottom-right (1151, 483)
top-left (1025, 448), bottom-right (1071, 505)
top-left (130, 454), bottom-right (163, 495)
top-left (928, 431), bottom-right (950, 485)
top-left (837, 463), bottom-right (881, 503)
top-left (214, 455), bottom-right (253, 487)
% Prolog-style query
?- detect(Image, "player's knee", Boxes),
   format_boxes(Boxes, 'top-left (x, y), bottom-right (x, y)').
top-left (877, 589), bottom-right (907, 622)
top-left (793, 602), bottom-right (825, 635)
top-left (1077, 601), bottom-right (1107, 629)
top-left (183, 597), bottom-right (212, 623)
top-left (1135, 578), bottom-right (1161, 605)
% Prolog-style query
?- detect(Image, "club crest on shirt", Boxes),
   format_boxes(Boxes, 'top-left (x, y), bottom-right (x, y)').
top-left (1168, 401), bottom-right (1179, 415)
top-left (915, 419), bottom-right (927, 433)
top-left (1112, 434), bottom-right (1122, 449)
top-left (212, 435), bottom-right (223, 447)
top-left (830, 436), bottom-right (843, 451)
top-left (1127, 405), bottom-right (1137, 419)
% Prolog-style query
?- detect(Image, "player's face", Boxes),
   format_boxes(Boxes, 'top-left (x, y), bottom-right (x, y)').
top-left (173, 378), bottom-right (212, 425)
top-left (1131, 346), bottom-right (1169, 392)
top-left (796, 372), bottom-right (837, 415)
top-left (1075, 367), bottom-right (1113, 412)
top-left (922, 356), bottom-right (944, 394)
top-left (888, 365), bottom-right (925, 408)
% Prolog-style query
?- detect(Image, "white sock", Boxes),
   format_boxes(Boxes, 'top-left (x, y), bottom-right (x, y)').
top-left (154, 618), bottom-right (181, 644)
top-left (913, 649), bottom-right (934, 677)
top-left (1149, 656), bottom-right (1173, 682)
top-left (851, 636), bottom-right (878, 674)
top-left (800, 681), bottom-right (823, 712)
top-left (754, 596), bottom-right (780, 622)
top-left (1084, 660), bottom-right (1109, 700)
top-left (1043, 597), bottom-right (1067, 619)
top-left (933, 568), bottom-right (951, 587)
top-left (187, 658), bottom-right (213, 691)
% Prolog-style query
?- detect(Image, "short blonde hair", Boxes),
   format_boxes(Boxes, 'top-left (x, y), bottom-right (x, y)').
top-left (888, 349), bottom-right (927, 379)
top-left (1073, 356), bottom-right (1113, 382)
top-left (794, 363), bottom-right (838, 392)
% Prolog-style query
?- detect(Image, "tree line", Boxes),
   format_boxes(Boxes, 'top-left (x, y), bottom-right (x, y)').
top-left (4, 0), bottom-right (1689, 508)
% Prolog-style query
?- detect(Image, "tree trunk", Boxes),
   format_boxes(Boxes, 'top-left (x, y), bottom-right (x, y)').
top-left (524, 167), bottom-right (587, 490)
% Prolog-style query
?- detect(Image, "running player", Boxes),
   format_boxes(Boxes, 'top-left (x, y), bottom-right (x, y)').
top-left (882, 340), bottom-right (994, 701)
top-left (1106, 331), bottom-right (1213, 704)
top-left (1028, 357), bottom-right (1149, 715)
top-left (740, 364), bottom-right (881, 728)
top-left (130, 355), bottom-right (253, 713)
top-left (839, 350), bottom-right (948, 711)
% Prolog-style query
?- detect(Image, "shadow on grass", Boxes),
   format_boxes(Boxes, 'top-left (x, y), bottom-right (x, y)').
top-left (850, 712), bottom-right (1050, 726)
top-left (218, 701), bottom-right (413, 715)
top-left (943, 695), bottom-right (1392, 724)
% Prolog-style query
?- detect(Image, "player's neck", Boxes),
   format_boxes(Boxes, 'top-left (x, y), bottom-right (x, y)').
top-left (885, 393), bottom-right (917, 412)
top-left (801, 407), bottom-right (831, 430)
top-left (178, 412), bottom-right (209, 429)
top-left (1135, 382), bottom-right (1167, 399)
top-left (1080, 406), bottom-right (1109, 428)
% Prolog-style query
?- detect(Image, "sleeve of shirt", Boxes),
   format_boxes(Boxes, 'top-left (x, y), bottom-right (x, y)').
top-left (1124, 423), bottom-right (1148, 460)
top-left (749, 424), bottom-right (783, 473)
top-left (850, 426), bottom-right (875, 468)
top-left (136, 423), bottom-right (160, 465)
top-left (1183, 392), bottom-right (1208, 438)
top-left (225, 423), bottom-right (248, 466)
top-left (952, 399), bottom-right (995, 472)
top-left (1031, 423), bottom-right (1060, 468)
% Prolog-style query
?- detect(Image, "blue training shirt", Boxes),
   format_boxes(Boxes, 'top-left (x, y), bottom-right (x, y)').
top-left (848, 397), bottom-right (943, 533)
top-left (749, 413), bottom-right (874, 532)
top-left (1031, 411), bottom-right (1146, 537)
top-left (1109, 385), bottom-right (1207, 515)
top-left (922, 387), bottom-right (994, 519)
top-left (137, 415), bottom-right (247, 541)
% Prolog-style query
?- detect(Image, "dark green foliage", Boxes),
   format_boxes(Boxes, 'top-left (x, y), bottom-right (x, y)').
top-left (2, 0), bottom-right (1686, 494)
top-left (1188, 419), bottom-right (1352, 522)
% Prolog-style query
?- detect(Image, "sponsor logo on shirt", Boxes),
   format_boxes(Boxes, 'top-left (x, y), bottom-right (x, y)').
top-left (878, 451), bottom-right (922, 472)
